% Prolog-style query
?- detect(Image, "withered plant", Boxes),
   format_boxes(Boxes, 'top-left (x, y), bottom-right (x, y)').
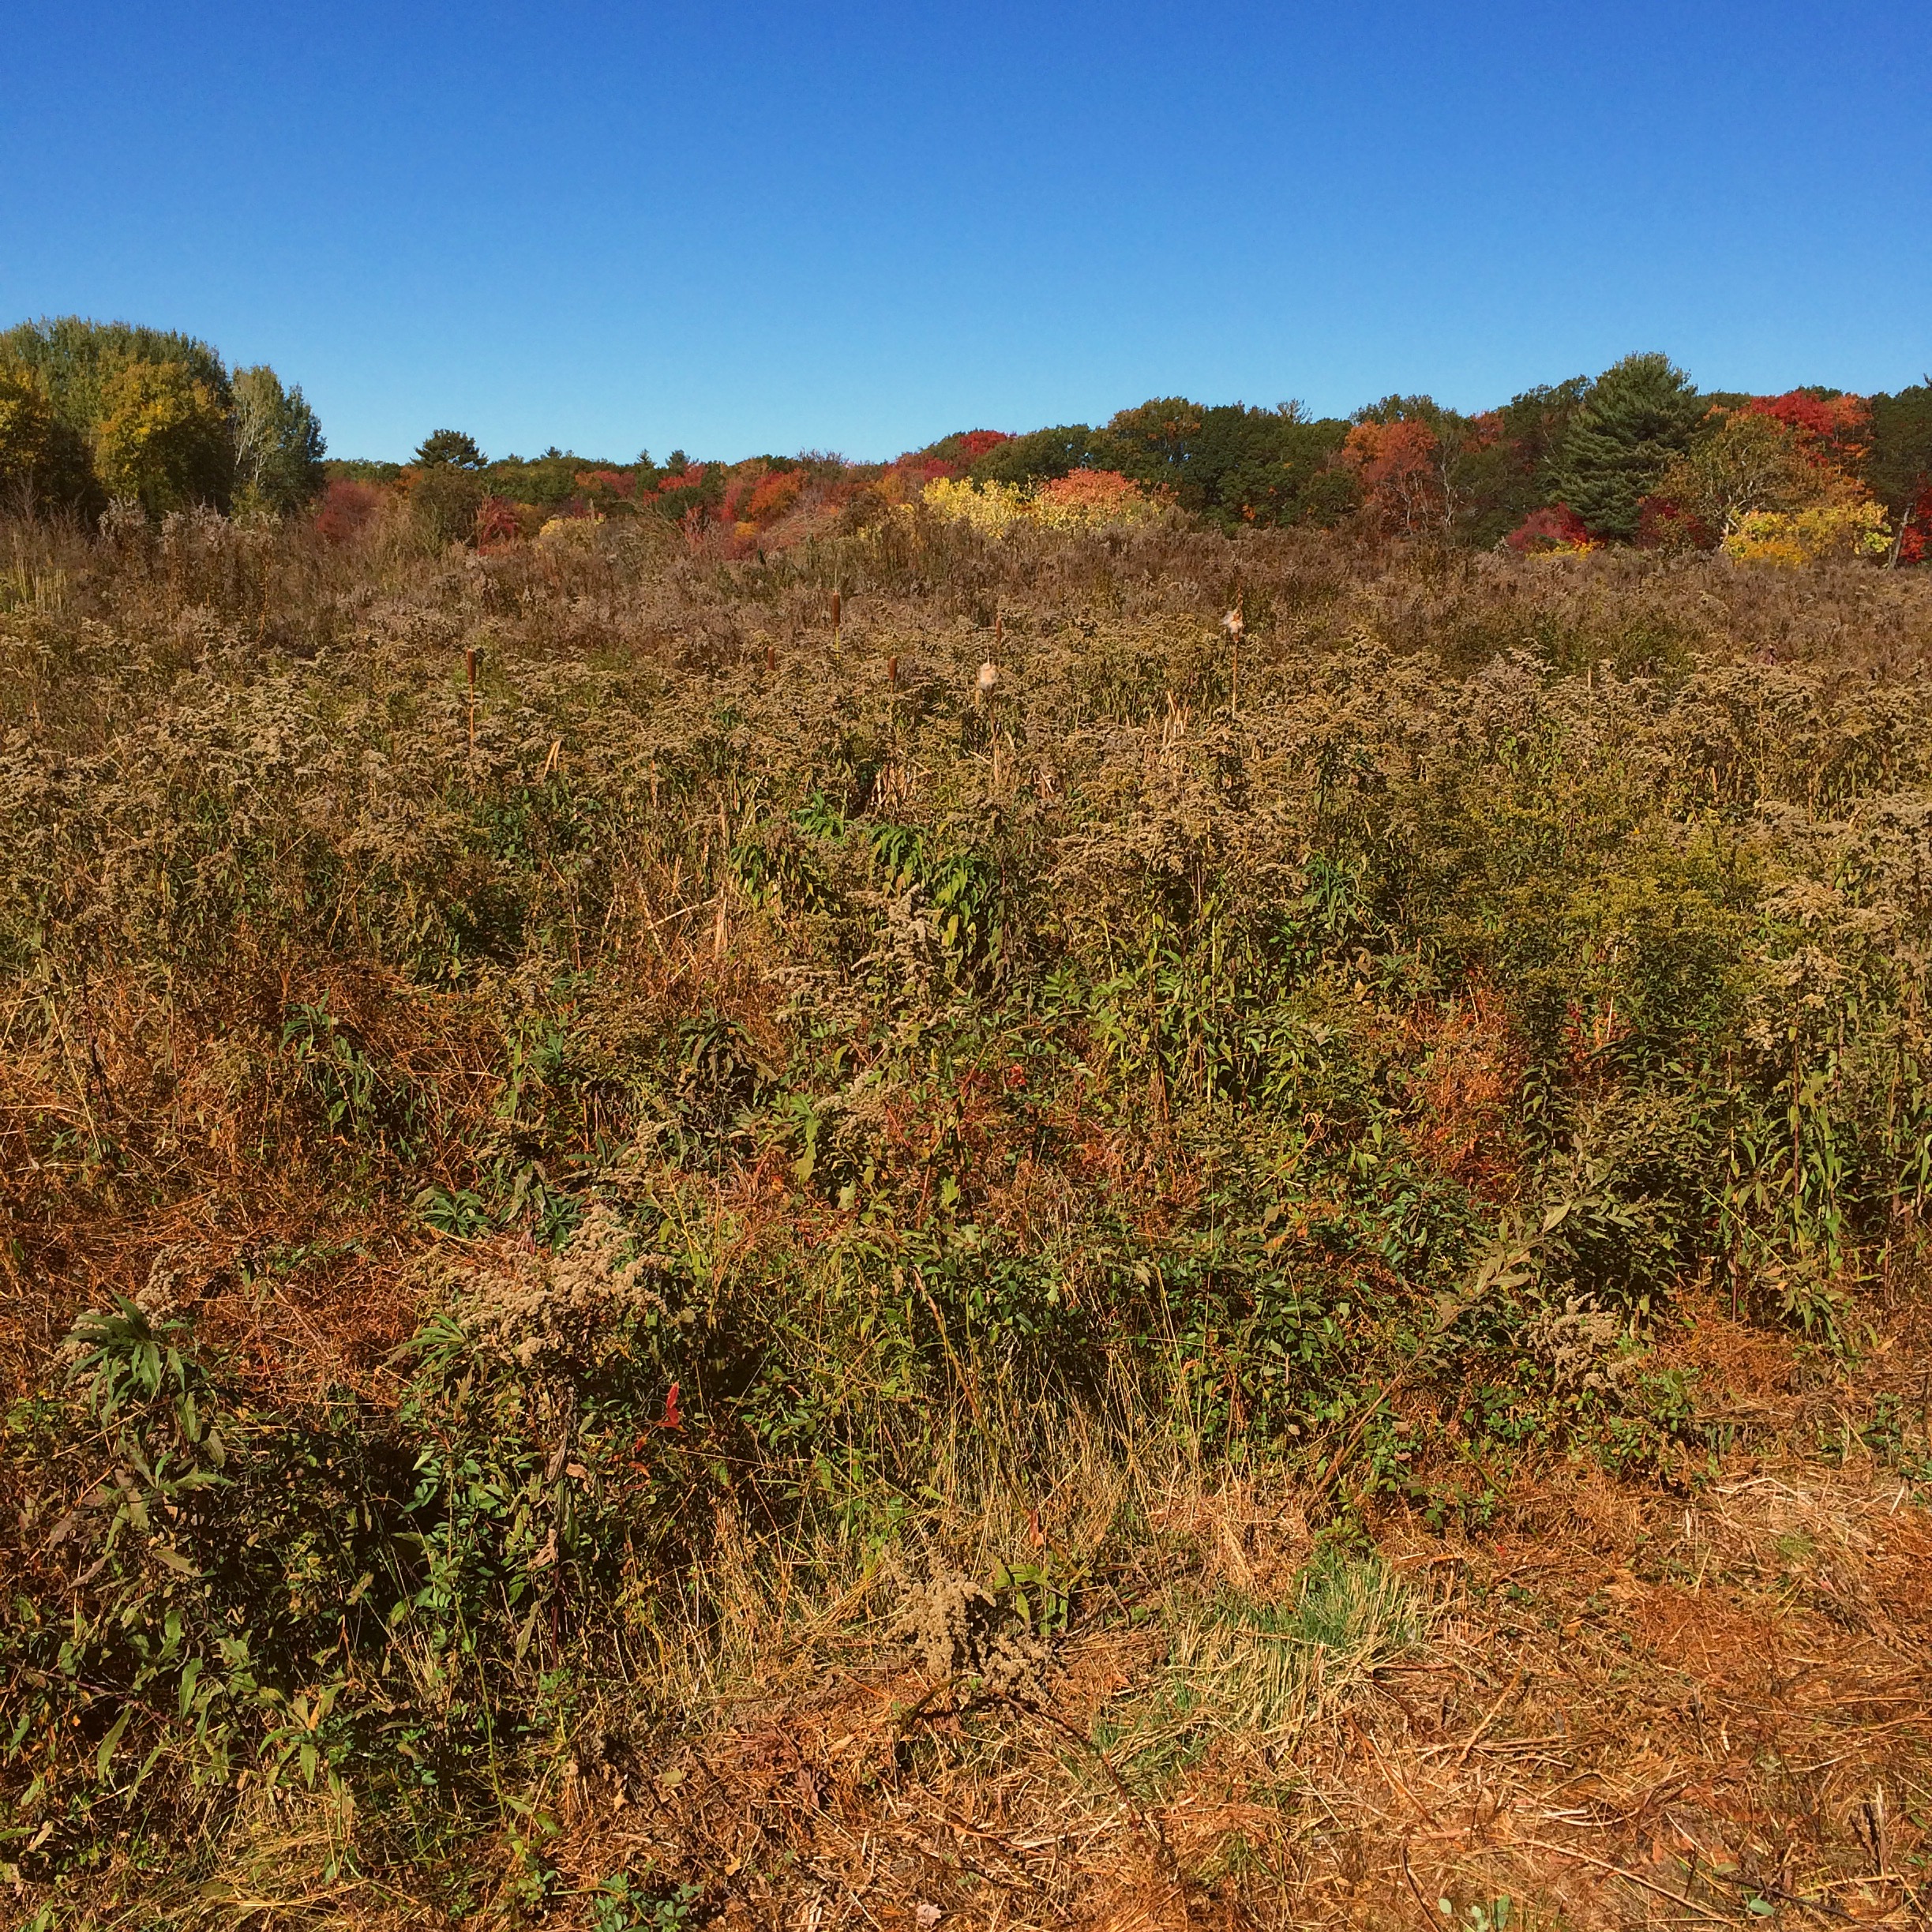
top-left (3, 506), bottom-right (1930, 1927)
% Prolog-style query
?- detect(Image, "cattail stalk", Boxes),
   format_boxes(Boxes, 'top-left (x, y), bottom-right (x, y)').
top-left (1223, 596), bottom-right (1244, 715)
top-left (977, 658), bottom-right (1000, 793)
top-left (465, 646), bottom-right (478, 754)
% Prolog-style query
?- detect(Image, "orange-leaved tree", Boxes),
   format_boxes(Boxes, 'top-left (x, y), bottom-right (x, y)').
top-left (1341, 416), bottom-right (1446, 538)
top-left (1744, 390), bottom-right (1870, 468)
top-left (1033, 468), bottom-right (1150, 517)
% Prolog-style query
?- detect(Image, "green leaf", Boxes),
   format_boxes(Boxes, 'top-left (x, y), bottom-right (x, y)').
top-left (95, 1704), bottom-right (133, 1782)
top-left (513, 1596), bottom-right (544, 1664)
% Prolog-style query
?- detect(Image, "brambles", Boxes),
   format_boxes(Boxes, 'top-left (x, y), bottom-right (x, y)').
top-left (3, 497), bottom-right (1931, 1927)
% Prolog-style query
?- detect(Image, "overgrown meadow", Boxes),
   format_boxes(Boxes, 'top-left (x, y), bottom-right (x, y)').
top-left (5, 502), bottom-right (1932, 1928)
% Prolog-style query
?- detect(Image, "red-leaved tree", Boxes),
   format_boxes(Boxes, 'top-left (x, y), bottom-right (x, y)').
top-left (1744, 392), bottom-right (1870, 468)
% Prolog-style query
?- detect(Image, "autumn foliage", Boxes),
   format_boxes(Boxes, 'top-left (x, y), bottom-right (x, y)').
top-left (310, 477), bottom-right (385, 545)
top-left (1505, 502), bottom-right (1594, 554)
top-left (1745, 388), bottom-right (1871, 465)
top-left (1341, 416), bottom-right (1446, 537)
top-left (273, 355), bottom-right (1932, 577)
top-left (9, 459), bottom-right (1932, 1926)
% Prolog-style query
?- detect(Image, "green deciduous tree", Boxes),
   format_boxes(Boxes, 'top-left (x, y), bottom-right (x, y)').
top-left (1086, 398), bottom-right (1355, 531)
top-left (92, 359), bottom-right (235, 514)
top-left (0, 361), bottom-right (99, 515)
top-left (0, 316), bottom-right (231, 433)
top-left (1454, 377), bottom-right (1590, 548)
top-left (231, 365), bottom-right (326, 516)
top-left (970, 424), bottom-right (1103, 488)
top-left (408, 467), bottom-right (484, 547)
top-left (1556, 352), bottom-right (1703, 541)
top-left (0, 317), bottom-right (237, 517)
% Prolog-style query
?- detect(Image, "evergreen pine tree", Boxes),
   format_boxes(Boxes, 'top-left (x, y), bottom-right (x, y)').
top-left (1864, 384), bottom-right (1932, 519)
top-left (1556, 352), bottom-right (1703, 540)
top-left (414, 429), bottom-right (486, 470)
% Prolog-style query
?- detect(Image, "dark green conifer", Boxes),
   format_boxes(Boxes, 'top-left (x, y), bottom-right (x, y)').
top-left (1864, 383), bottom-right (1932, 519)
top-left (413, 428), bottom-right (487, 471)
top-left (1556, 352), bottom-right (1704, 540)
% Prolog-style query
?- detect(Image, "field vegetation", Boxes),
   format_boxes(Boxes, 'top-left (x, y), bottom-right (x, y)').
top-left (4, 320), bottom-right (1932, 1929)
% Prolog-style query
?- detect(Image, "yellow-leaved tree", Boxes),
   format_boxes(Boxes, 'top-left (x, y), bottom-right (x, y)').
top-left (92, 359), bottom-right (234, 514)
top-left (1723, 500), bottom-right (1892, 565)
top-left (1653, 403), bottom-right (1891, 564)
top-left (921, 476), bottom-right (1032, 534)
top-left (0, 364), bottom-right (54, 501)
top-left (0, 362), bottom-right (98, 514)
top-left (1656, 409), bottom-right (1832, 538)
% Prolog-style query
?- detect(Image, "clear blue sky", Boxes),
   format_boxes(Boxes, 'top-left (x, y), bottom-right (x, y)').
top-left (5, 3), bottom-right (1927, 463)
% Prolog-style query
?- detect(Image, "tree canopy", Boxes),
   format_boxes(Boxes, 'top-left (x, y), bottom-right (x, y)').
top-left (414, 429), bottom-right (487, 471)
top-left (1866, 385), bottom-right (1932, 519)
top-left (233, 366), bottom-right (326, 515)
top-left (0, 362), bottom-right (99, 516)
top-left (0, 317), bottom-right (231, 433)
top-left (15, 310), bottom-right (1918, 568)
top-left (1555, 352), bottom-right (1704, 540)
top-left (971, 425), bottom-right (1105, 488)
top-left (92, 360), bottom-right (236, 514)
top-left (0, 317), bottom-right (328, 520)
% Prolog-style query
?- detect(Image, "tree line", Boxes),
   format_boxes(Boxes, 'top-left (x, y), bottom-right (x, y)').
top-left (0, 317), bottom-right (324, 520)
top-left (9, 316), bottom-right (1932, 565)
top-left (951, 355), bottom-right (1932, 561)
top-left (384, 353), bottom-right (1932, 565)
